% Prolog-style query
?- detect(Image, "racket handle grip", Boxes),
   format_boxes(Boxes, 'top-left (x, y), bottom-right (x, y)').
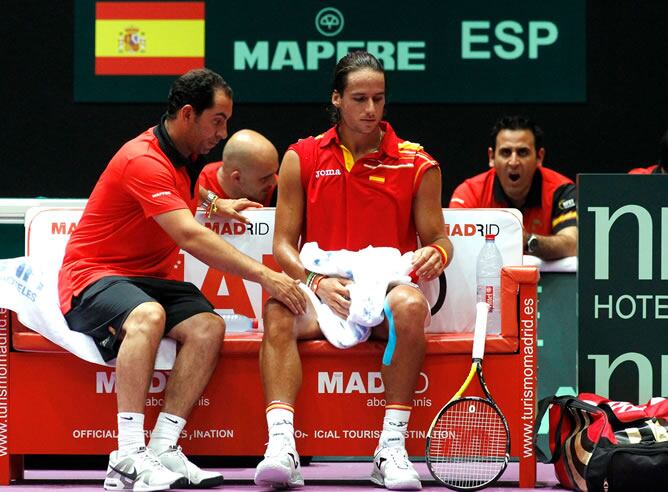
top-left (472, 302), bottom-right (489, 360)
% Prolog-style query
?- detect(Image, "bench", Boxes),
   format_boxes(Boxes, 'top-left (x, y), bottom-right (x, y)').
top-left (0, 207), bottom-right (539, 487)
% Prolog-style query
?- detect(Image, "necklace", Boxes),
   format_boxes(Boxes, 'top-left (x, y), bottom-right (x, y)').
top-left (369, 129), bottom-right (384, 153)
top-left (337, 127), bottom-right (384, 156)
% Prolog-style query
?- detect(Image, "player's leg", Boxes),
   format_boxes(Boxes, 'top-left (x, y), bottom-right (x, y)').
top-left (370, 285), bottom-right (429, 491)
top-left (255, 297), bottom-right (320, 489)
top-left (145, 279), bottom-right (226, 489)
top-left (376, 285), bottom-right (428, 403)
top-left (65, 277), bottom-right (186, 491)
top-left (259, 297), bottom-right (321, 404)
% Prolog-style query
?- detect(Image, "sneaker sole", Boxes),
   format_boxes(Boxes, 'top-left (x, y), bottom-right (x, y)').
top-left (255, 465), bottom-right (304, 489)
top-left (370, 469), bottom-right (421, 491)
top-left (103, 477), bottom-right (187, 492)
top-left (182, 474), bottom-right (225, 489)
top-left (104, 478), bottom-right (133, 491)
top-left (370, 471), bottom-right (383, 488)
top-left (384, 480), bottom-right (422, 491)
top-left (131, 476), bottom-right (189, 492)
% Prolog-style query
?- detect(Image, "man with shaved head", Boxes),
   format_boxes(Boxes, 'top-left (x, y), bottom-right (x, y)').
top-left (449, 115), bottom-right (577, 260)
top-left (198, 130), bottom-right (278, 215)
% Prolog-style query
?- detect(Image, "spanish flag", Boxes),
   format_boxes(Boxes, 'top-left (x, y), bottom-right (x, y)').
top-left (95, 2), bottom-right (204, 75)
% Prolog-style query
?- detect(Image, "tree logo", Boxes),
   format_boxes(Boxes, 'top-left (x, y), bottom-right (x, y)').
top-left (315, 7), bottom-right (344, 37)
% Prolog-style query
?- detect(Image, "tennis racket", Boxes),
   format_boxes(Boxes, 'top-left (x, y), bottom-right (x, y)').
top-left (425, 302), bottom-right (510, 491)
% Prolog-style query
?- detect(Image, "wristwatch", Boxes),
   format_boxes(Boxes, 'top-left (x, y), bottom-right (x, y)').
top-left (202, 190), bottom-right (217, 209)
top-left (526, 234), bottom-right (539, 254)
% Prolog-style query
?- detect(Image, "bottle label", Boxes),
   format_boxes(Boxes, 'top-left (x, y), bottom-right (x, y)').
top-left (485, 285), bottom-right (494, 310)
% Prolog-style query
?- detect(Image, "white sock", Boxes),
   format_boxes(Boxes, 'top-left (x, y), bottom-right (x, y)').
top-left (117, 412), bottom-right (145, 453)
top-left (379, 404), bottom-right (411, 448)
top-left (148, 412), bottom-right (187, 453)
top-left (266, 401), bottom-right (295, 450)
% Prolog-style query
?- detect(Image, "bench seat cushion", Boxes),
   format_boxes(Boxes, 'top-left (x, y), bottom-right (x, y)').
top-left (12, 328), bottom-right (517, 356)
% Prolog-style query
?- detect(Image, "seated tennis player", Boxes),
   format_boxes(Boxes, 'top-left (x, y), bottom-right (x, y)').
top-left (254, 51), bottom-right (453, 491)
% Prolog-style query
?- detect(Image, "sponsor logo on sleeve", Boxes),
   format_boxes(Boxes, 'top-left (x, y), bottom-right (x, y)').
top-left (559, 198), bottom-right (575, 210)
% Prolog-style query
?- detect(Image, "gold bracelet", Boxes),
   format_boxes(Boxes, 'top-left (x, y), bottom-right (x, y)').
top-left (206, 198), bottom-right (218, 219)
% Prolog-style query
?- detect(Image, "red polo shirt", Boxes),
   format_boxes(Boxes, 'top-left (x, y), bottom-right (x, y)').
top-left (59, 124), bottom-right (199, 314)
top-left (289, 121), bottom-right (440, 253)
top-left (449, 166), bottom-right (577, 235)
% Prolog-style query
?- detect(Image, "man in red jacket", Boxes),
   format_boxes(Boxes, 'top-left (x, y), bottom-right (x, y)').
top-left (628, 129), bottom-right (668, 174)
top-left (449, 115), bottom-right (577, 260)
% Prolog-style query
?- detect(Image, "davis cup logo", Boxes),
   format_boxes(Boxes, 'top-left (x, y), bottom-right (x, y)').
top-left (315, 7), bottom-right (344, 37)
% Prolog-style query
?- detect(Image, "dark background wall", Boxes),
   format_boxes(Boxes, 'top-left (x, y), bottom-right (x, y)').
top-left (4, 1), bottom-right (668, 203)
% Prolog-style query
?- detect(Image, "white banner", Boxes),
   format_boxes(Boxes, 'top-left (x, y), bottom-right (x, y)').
top-left (24, 206), bottom-right (523, 334)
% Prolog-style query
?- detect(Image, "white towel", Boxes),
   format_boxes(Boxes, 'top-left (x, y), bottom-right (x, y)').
top-left (299, 283), bottom-right (372, 349)
top-left (299, 243), bottom-right (415, 348)
top-left (0, 256), bottom-right (176, 369)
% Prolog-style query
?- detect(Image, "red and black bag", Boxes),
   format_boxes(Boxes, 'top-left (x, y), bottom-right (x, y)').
top-left (535, 393), bottom-right (668, 491)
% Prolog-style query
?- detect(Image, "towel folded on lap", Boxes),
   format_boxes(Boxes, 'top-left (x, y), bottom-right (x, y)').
top-left (299, 242), bottom-right (416, 349)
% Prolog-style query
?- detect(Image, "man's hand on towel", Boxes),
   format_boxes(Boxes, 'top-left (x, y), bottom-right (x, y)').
top-left (314, 277), bottom-right (352, 319)
top-left (411, 246), bottom-right (446, 281)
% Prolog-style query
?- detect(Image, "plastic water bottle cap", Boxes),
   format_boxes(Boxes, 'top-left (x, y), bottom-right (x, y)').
top-left (485, 234), bottom-right (496, 240)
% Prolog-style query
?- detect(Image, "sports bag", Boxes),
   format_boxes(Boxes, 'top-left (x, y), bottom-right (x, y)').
top-left (535, 393), bottom-right (668, 491)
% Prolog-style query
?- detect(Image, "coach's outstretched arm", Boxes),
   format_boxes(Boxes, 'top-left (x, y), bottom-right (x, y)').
top-left (154, 208), bottom-right (306, 315)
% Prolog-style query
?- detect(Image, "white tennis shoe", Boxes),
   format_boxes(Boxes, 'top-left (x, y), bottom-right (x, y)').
top-left (370, 445), bottom-right (422, 490)
top-left (254, 438), bottom-right (304, 489)
top-left (155, 445), bottom-right (224, 488)
top-left (104, 446), bottom-right (187, 491)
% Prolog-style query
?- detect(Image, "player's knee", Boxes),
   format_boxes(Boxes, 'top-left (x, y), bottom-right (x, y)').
top-left (389, 288), bottom-right (429, 338)
top-left (186, 315), bottom-right (225, 349)
top-left (124, 302), bottom-right (166, 342)
top-left (262, 299), bottom-right (298, 344)
top-left (391, 287), bottom-right (429, 318)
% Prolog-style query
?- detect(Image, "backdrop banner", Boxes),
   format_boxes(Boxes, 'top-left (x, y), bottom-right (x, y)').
top-left (75, 0), bottom-right (585, 103)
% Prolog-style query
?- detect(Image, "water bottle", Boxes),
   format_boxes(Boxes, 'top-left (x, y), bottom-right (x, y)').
top-left (476, 234), bottom-right (503, 334)
top-left (221, 314), bottom-right (257, 333)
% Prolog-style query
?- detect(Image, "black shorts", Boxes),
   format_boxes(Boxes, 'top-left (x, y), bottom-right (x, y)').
top-left (64, 276), bottom-right (216, 362)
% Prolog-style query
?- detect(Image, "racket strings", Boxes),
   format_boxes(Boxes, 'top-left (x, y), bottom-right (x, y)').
top-left (427, 399), bottom-right (508, 489)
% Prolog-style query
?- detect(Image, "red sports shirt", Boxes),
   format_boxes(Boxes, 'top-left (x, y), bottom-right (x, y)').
top-left (197, 161), bottom-right (277, 206)
top-left (449, 166), bottom-right (577, 235)
top-left (290, 121), bottom-right (440, 253)
top-left (628, 164), bottom-right (662, 174)
top-left (59, 126), bottom-right (198, 313)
